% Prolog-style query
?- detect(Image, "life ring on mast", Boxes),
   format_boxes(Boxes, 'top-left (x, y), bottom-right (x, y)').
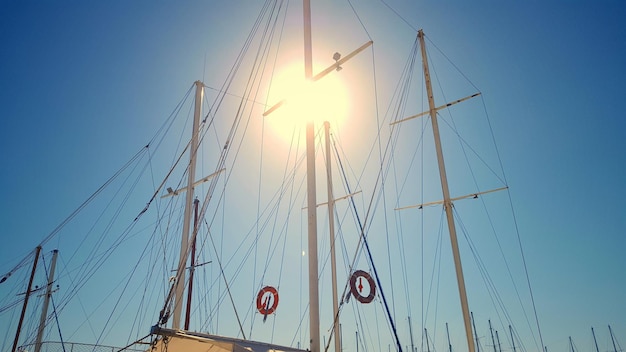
top-left (256, 285), bottom-right (279, 315)
top-left (349, 270), bottom-right (376, 304)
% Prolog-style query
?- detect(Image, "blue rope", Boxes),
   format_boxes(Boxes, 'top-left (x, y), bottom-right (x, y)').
top-left (50, 294), bottom-right (66, 352)
top-left (331, 135), bottom-right (403, 352)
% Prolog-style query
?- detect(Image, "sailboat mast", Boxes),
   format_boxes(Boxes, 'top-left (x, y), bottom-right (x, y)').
top-left (12, 245), bottom-right (41, 352)
top-left (609, 325), bottom-right (618, 352)
top-left (489, 320), bottom-right (496, 352)
top-left (495, 330), bottom-right (501, 352)
top-left (303, 1), bottom-right (320, 351)
top-left (591, 327), bottom-right (599, 352)
top-left (408, 316), bottom-right (415, 352)
top-left (34, 249), bottom-right (59, 352)
top-left (509, 325), bottom-right (517, 352)
top-left (446, 322), bottom-right (453, 352)
top-left (418, 29), bottom-right (475, 352)
top-left (324, 121), bottom-right (341, 352)
top-left (472, 312), bottom-right (481, 352)
top-left (173, 80), bottom-right (203, 329)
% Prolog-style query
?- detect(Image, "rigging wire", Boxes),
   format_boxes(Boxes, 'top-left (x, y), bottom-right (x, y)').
top-left (424, 30), bottom-right (544, 351)
top-left (192, 147), bottom-right (307, 335)
top-left (426, 211), bottom-right (446, 351)
top-left (427, 38), bottom-right (528, 349)
top-left (0, 248), bottom-right (37, 288)
top-left (454, 209), bottom-right (527, 351)
top-left (247, 0), bottom-right (291, 340)
top-left (269, 128), bottom-right (303, 339)
top-left (157, 0), bottom-right (297, 340)
top-left (435, 104), bottom-right (538, 351)
top-left (323, 27), bottom-right (543, 352)
top-left (0, 249), bottom-right (39, 323)
top-left (50, 287), bottom-right (67, 352)
top-left (347, 0), bottom-right (374, 41)
top-left (323, 32), bottom-right (427, 352)
top-left (204, 221), bottom-right (247, 339)
top-left (27, 83), bottom-right (196, 342)
top-left (326, 39), bottom-right (428, 352)
top-left (35, 83), bottom-right (197, 344)
top-left (387, 33), bottom-right (421, 321)
top-left (323, 44), bottom-right (426, 350)
top-left (36, 145), bottom-right (148, 249)
top-left (240, 1), bottom-right (289, 332)
top-left (22, 88), bottom-right (198, 310)
top-left (379, 0), bottom-right (419, 33)
top-left (374, 31), bottom-right (422, 352)
top-left (331, 127), bottom-right (404, 352)
top-left (419, 42), bottom-right (427, 352)
top-left (35, 151), bottom-right (150, 335)
top-left (1, 4), bottom-right (547, 352)
top-left (27, 249), bottom-right (68, 352)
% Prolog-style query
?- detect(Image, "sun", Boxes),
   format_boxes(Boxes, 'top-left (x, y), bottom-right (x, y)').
top-left (264, 63), bottom-right (350, 145)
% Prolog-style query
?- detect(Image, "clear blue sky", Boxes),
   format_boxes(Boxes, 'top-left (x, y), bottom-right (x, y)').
top-left (0, 1), bottom-right (625, 351)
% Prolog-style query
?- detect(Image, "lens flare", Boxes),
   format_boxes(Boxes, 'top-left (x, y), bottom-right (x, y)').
top-left (264, 63), bottom-right (349, 145)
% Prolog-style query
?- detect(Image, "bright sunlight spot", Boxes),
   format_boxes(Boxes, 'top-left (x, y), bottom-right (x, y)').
top-left (265, 63), bottom-right (350, 144)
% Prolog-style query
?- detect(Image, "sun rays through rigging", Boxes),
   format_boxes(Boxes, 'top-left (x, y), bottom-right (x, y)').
top-left (265, 62), bottom-right (350, 146)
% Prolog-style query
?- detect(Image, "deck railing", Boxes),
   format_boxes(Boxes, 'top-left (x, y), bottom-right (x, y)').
top-left (18, 341), bottom-right (146, 352)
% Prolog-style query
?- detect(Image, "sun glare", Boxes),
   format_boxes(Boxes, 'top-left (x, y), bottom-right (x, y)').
top-left (264, 63), bottom-right (350, 144)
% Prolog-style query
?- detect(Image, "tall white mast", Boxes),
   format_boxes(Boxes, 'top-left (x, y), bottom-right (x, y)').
top-left (172, 80), bottom-right (203, 329)
top-left (324, 121), bottom-right (341, 352)
top-left (303, 0), bottom-right (320, 351)
top-left (418, 29), bottom-right (475, 352)
top-left (34, 249), bottom-right (59, 352)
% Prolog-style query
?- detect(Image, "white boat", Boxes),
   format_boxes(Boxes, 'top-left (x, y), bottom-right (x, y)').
top-left (1, 2), bottom-right (544, 352)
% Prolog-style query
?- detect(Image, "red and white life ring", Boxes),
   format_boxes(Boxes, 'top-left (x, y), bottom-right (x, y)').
top-left (349, 270), bottom-right (376, 304)
top-left (256, 285), bottom-right (279, 315)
